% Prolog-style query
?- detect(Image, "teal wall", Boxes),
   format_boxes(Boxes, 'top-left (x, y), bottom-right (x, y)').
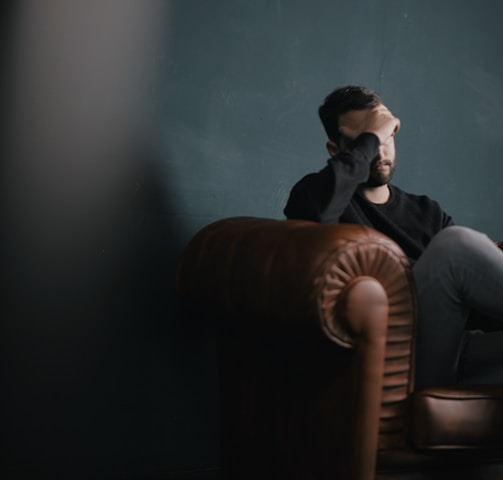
top-left (163, 0), bottom-right (503, 241)
top-left (2, 1), bottom-right (503, 479)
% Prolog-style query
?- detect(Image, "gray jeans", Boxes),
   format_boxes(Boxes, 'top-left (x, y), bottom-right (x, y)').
top-left (413, 226), bottom-right (503, 387)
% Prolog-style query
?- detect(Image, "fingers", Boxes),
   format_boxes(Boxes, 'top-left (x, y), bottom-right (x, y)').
top-left (338, 125), bottom-right (358, 140)
top-left (366, 105), bottom-right (400, 144)
top-left (336, 104), bottom-right (400, 145)
top-left (394, 117), bottom-right (401, 135)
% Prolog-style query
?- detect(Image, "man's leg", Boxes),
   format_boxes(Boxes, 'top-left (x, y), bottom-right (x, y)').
top-left (458, 330), bottom-right (503, 384)
top-left (413, 226), bottom-right (503, 387)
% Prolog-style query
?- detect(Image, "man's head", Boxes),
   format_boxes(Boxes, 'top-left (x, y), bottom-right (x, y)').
top-left (319, 86), bottom-right (381, 144)
top-left (319, 86), bottom-right (398, 187)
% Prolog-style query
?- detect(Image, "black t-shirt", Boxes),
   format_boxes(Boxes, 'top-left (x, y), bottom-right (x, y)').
top-left (284, 133), bottom-right (453, 262)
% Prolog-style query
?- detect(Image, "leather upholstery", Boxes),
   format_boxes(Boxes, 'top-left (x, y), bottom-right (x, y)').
top-left (176, 217), bottom-right (503, 480)
top-left (409, 386), bottom-right (503, 449)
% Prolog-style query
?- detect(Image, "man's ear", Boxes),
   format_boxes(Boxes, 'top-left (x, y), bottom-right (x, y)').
top-left (326, 140), bottom-right (340, 157)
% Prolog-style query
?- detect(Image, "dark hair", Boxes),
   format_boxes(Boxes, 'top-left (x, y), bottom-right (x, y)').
top-left (318, 86), bottom-right (381, 143)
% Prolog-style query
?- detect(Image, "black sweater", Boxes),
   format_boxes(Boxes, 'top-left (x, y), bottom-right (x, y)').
top-left (284, 133), bottom-right (453, 262)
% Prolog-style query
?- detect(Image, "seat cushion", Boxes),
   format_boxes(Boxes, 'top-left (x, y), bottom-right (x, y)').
top-left (409, 386), bottom-right (503, 449)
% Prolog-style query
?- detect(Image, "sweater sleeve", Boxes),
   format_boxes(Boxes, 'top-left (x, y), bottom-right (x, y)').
top-left (284, 133), bottom-right (380, 223)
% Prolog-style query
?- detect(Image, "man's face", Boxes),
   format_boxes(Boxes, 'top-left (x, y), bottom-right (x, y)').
top-left (337, 107), bottom-right (397, 187)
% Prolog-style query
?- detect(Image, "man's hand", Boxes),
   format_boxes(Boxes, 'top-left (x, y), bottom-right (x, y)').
top-left (339, 104), bottom-right (401, 145)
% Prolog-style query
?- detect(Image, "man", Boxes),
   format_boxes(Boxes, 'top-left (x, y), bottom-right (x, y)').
top-left (284, 85), bottom-right (503, 387)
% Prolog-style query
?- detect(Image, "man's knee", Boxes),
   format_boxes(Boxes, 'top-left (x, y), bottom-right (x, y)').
top-left (426, 226), bottom-right (490, 256)
top-left (414, 226), bottom-right (493, 281)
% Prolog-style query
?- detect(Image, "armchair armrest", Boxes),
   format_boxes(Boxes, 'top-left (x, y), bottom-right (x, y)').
top-left (176, 217), bottom-right (417, 480)
top-left (176, 217), bottom-right (414, 344)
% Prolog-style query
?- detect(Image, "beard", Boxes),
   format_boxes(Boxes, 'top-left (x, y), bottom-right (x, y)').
top-left (363, 159), bottom-right (396, 187)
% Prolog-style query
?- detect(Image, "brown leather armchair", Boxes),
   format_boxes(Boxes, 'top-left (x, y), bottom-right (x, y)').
top-left (176, 217), bottom-right (503, 480)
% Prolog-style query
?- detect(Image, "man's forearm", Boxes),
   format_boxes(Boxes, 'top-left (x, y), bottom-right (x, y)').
top-left (318, 133), bottom-right (379, 223)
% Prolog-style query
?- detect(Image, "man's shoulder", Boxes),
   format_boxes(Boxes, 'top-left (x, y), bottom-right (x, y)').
top-left (390, 185), bottom-right (451, 223)
top-left (390, 185), bottom-right (440, 205)
top-left (389, 185), bottom-right (454, 228)
top-left (290, 163), bottom-right (334, 190)
top-left (295, 171), bottom-right (321, 184)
